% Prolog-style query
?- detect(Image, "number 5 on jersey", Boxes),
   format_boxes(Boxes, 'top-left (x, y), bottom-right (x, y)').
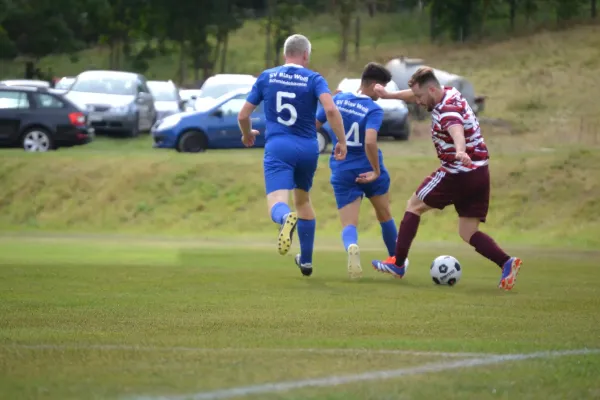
top-left (345, 122), bottom-right (361, 147)
top-left (276, 91), bottom-right (297, 126)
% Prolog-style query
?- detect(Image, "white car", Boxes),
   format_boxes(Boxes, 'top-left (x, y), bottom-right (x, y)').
top-left (336, 78), bottom-right (410, 140)
top-left (194, 74), bottom-right (256, 111)
top-left (148, 80), bottom-right (184, 121)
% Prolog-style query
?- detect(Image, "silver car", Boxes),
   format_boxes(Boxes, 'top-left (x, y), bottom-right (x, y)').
top-left (65, 70), bottom-right (156, 137)
top-left (147, 80), bottom-right (184, 121)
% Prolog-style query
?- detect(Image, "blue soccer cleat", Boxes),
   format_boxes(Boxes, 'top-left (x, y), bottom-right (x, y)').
top-left (499, 257), bottom-right (522, 291)
top-left (371, 256), bottom-right (408, 278)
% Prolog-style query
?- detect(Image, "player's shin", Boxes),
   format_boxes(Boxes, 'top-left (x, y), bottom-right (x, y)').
top-left (341, 225), bottom-right (358, 251)
top-left (395, 212), bottom-right (421, 267)
top-left (297, 218), bottom-right (316, 265)
top-left (270, 202), bottom-right (291, 225)
top-left (469, 231), bottom-right (511, 268)
top-left (380, 219), bottom-right (397, 257)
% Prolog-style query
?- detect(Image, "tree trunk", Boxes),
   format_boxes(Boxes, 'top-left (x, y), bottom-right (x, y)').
top-left (592, 0), bottom-right (597, 18)
top-left (265, 14), bottom-right (272, 67)
top-left (508, 0), bottom-right (516, 31)
top-left (354, 15), bottom-right (360, 59)
top-left (178, 40), bottom-right (186, 85)
top-left (220, 32), bottom-right (229, 73)
top-left (339, 14), bottom-right (351, 62)
top-left (430, 0), bottom-right (439, 42)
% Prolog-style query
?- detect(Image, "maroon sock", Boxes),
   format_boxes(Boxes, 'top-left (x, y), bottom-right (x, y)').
top-left (394, 212), bottom-right (421, 267)
top-left (469, 231), bottom-right (511, 268)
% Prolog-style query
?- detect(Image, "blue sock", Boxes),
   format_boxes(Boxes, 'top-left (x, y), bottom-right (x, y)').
top-left (270, 202), bottom-right (291, 225)
top-left (297, 218), bottom-right (316, 265)
top-left (380, 219), bottom-right (398, 257)
top-left (341, 225), bottom-right (358, 251)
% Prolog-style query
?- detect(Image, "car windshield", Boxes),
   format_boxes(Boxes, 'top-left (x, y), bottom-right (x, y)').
top-left (55, 78), bottom-right (74, 90)
top-left (199, 83), bottom-right (252, 99)
top-left (70, 75), bottom-right (136, 95)
top-left (148, 83), bottom-right (178, 101)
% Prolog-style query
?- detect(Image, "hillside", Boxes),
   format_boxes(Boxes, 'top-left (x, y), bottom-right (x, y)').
top-left (1, 23), bottom-right (599, 249)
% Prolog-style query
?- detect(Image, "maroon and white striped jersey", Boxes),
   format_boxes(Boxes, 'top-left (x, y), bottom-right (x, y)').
top-left (430, 87), bottom-right (489, 174)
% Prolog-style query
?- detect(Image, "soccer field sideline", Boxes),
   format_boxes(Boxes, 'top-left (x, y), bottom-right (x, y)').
top-left (3, 344), bottom-right (599, 400)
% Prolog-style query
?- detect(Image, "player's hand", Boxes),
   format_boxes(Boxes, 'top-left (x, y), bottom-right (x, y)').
top-left (356, 171), bottom-right (379, 184)
top-left (241, 130), bottom-right (260, 147)
top-left (455, 151), bottom-right (472, 166)
top-left (374, 84), bottom-right (388, 99)
top-left (334, 142), bottom-right (347, 161)
top-left (333, 89), bottom-right (342, 95)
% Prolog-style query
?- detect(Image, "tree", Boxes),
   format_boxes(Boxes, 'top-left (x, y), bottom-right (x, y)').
top-left (592, 0), bottom-right (597, 18)
top-left (333, 0), bottom-right (358, 62)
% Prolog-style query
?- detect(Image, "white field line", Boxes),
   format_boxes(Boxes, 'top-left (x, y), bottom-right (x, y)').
top-left (1, 344), bottom-right (491, 358)
top-left (128, 348), bottom-right (600, 400)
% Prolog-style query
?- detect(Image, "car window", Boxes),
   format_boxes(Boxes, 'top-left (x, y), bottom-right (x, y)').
top-left (218, 95), bottom-right (247, 115)
top-left (0, 91), bottom-right (30, 109)
top-left (34, 93), bottom-right (65, 108)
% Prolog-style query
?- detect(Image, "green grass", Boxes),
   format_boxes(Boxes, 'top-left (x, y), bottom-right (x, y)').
top-left (0, 238), bottom-right (599, 399)
top-left (0, 134), bottom-right (599, 249)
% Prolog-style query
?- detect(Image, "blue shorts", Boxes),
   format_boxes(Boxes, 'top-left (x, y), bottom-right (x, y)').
top-left (330, 168), bottom-right (391, 209)
top-left (264, 136), bottom-right (319, 194)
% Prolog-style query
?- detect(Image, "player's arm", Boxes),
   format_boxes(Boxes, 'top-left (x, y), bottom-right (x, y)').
top-left (319, 93), bottom-right (345, 145)
top-left (448, 124), bottom-right (472, 166)
top-left (364, 128), bottom-right (380, 176)
top-left (364, 108), bottom-right (384, 176)
top-left (374, 85), bottom-right (416, 103)
top-left (315, 101), bottom-right (328, 132)
top-left (237, 102), bottom-right (256, 136)
top-left (238, 77), bottom-right (263, 146)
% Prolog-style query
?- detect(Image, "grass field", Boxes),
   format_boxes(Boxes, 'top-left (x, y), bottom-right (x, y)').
top-left (2, 17), bottom-right (600, 399)
top-left (1, 237), bottom-right (599, 399)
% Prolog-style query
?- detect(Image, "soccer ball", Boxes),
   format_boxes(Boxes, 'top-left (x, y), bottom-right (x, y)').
top-left (430, 255), bottom-right (462, 286)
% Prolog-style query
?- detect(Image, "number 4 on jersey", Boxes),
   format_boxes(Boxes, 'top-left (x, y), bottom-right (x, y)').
top-left (345, 122), bottom-right (361, 147)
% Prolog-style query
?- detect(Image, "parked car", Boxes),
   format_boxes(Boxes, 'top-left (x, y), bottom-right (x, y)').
top-left (179, 89), bottom-right (203, 111)
top-left (0, 85), bottom-right (94, 152)
top-left (64, 70), bottom-right (156, 137)
top-left (193, 74), bottom-right (256, 111)
top-left (147, 80), bottom-right (184, 121)
top-left (1, 79), bottom-right (51, 89)
top-left (337, 78), bottom-right (410, 140)
top-left (54, 76), bottom-right (75, 91)
top-left (152, 88), bottom-right (330, 154)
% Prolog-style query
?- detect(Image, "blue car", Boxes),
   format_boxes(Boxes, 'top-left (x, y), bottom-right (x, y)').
top-left (152, 88), bottom-right (331, 153)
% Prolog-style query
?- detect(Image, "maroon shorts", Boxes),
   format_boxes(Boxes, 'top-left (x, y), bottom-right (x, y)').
top-left (415, 165), bottom-right (490, 222)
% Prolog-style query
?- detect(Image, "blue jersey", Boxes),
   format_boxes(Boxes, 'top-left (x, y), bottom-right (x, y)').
top-left (246, 64), bottom-right (330, 141)
top-left (317, 92), bottom-right (385, 171)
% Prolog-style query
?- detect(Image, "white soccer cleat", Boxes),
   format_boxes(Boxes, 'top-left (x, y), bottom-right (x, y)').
top-left (347, 244), bottom-right (362, 279)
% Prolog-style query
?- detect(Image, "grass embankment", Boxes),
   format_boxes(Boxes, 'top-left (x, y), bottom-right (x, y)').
top-left (1, 22), bottom-right (599, 248)
top-left (0, 143), bottom-right (598, 249)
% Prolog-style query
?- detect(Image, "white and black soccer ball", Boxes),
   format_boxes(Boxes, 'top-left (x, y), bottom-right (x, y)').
top-left (430, 255), bottom-right (462, 286)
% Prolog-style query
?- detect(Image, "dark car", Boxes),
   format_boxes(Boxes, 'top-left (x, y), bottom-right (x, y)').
top-left (0, 85), bottom-right (94, 152)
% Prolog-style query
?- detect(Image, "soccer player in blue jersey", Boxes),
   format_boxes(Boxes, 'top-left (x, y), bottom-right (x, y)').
top-left (316, 62), bottom-right (398, 278)
top-left (237, 34), bottom-right (347, 277)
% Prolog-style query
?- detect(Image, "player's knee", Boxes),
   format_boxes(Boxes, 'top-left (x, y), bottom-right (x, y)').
top-left (375, 206), bottom-right (392, 222)
top-left (406, 195), bottom-right (427, 215)
top-left (458, 224), bottom-right (477, 243)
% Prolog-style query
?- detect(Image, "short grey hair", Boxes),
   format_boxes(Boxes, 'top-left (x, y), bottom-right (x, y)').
top-left (283, 34), bottom-right (311, 57)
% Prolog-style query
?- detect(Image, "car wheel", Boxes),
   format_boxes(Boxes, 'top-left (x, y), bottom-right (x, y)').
top-left (127, 113), bottom-right (140, 138)
top-left (317, 131), bottom-right (329, 154)
top-left (177, 130), bottom-right (208, 153)
top-left (21, 128), bottom-right (54, 152)
top-left (393, 121), bottom-right (410, 141)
